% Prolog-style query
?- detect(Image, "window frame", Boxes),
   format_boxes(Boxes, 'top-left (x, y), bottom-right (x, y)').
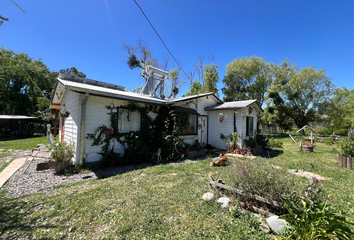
top-left (246, 116), bottom-right (254, 137)
top-left (117, 108), bottom-right (141, 132)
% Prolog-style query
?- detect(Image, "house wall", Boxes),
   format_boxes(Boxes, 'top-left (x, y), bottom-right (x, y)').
top-left (174, 95), bottom-right (220, 145)
top-left (206, 103), bottom-right (260, 150)
top-left (59, 90), bottom-right (81, 162)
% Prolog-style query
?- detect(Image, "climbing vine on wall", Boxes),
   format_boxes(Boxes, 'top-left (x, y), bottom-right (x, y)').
top-left (86, 102), bottom-right (185, 164)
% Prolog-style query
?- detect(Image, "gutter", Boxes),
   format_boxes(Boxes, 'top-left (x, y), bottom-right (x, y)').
top-left (79, 92), bottom-right (89, 165)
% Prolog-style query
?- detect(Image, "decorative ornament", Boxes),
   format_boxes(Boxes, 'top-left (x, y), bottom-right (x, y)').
top-left (219, 113), bottom-right (224, 123)
top-left (59, 110), bottom-right (70, 118)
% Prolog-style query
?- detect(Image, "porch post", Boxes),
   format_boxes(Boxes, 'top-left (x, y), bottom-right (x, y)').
top-left (54, 109), bottom-right (58, 140)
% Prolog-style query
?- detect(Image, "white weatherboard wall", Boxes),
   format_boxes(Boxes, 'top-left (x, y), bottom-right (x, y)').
top-left (59, 90), bottom-right (81, 162)
top-left (174, 95), bottom-right (220, 145)
top-left (83, 96), bottom-right (150, 163)
top-left (208, 110), bottom-right (234, 149)
top-left (207, 103), bottom-right (260, 149)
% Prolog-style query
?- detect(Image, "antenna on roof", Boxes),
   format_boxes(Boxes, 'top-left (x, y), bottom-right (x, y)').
top-left (140, 65), bottom-right (168, 99)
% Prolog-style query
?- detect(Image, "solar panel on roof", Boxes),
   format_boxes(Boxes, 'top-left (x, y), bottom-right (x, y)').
top-left (58, 73), bottom-right (125, 91)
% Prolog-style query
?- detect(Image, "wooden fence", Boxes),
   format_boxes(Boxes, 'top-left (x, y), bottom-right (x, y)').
top-left (337, 155), bottom-right (354, 169)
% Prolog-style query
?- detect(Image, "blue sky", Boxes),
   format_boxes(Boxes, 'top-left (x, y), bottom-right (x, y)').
top-left (2, 0), bottom-right (353, 97)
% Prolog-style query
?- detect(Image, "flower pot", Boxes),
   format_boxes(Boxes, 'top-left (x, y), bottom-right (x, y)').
top-left (109, 159), bottom-right (118, 168)
top-left (228, 146), bottom-right (234, 153)
top-left (247, 152), bottom-right (252, 156)
top-left (234, 149), bottom-right (241, 154)
top-left (54, 161), bottom-right (69, 174)
top-left (302, 144), bottom-right (313, 153)
top-left (240, 151), bottom-right (246, 155)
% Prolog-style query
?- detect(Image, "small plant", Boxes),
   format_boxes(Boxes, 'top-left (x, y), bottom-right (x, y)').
top-left (59, 110), bottom-right (70, 118)
top-left (190, 140), bottom-right (203, 152)
top-left (48, 140), bottom-right (75, 174)
top-left (98, 145), bottom-right (121, 166)
top-left (244, 137), bottom-right (257, 149)
top-left (337, 136), bottom-right (354, 157)
top-left (232, 132), bottom-right (240, 149)
top-left (280, 194), bottom-right (354, 239)
top-left (255, 134), bottom-right (269, 149)
top-left (49, 140), bottom-right (75, 162)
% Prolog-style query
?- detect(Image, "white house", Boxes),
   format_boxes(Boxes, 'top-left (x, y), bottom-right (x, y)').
top-left (50, 70), bottom-right (262, 165)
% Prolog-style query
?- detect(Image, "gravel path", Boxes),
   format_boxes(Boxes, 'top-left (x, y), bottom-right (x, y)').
top-left (3, 154), bottom-right (153, 198)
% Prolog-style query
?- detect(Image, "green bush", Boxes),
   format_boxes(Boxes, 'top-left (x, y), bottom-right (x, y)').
top-left (49, 140), bottom-right (75, 162)
top-left (338, 137), bottom-right (354, 157)
top-left (317, 128), bottom-right (333, 135)
top-left (268, 138), bottom-right (283, 148)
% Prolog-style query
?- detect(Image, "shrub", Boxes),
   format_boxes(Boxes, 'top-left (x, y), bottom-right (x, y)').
top-left (317, 128), bottom-right (333, 135)
top-left (337, 137), bottom-right (354, 157)
top-left (228, 159), bottom-right (300, 212)
top-left (49, 140), bottom-right (75, 162)
top-left (255, 134), bottom-right (269, 148)
top-left (268, 138), bottom-right (283, 148)
top-left (280, 178), bottom-right (354, 239)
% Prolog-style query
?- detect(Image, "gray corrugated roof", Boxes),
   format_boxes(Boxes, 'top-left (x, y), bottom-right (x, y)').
top-left (170, 92), bottom-right (223, 103)
top-left (58, 79), bottom-right (169, 105)
top-left (204, 100), bottom-right (259, 111)
top-left (0, 115), bottom-right (38, 120)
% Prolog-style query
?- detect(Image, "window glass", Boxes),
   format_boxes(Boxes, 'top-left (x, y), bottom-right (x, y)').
top-left (118, 109), bottom-right (141, 132)
top-left (179, 113), bottom-right (197, 134)
top-left (246, 116), bottom-right (254, 136)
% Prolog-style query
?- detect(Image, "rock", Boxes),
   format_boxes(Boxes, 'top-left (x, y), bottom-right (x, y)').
top-left (259, 221), bottom-right (270, 233)
top-left (217, 197), bottom-right (231, 208)
top-left (266, 215), bottom-right (288, 235)
top-left (202, 192), bottom-right (214, 201)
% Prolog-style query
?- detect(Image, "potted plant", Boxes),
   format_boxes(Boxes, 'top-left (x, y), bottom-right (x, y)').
top-left (98, 145), bottom-right (121, 168)
top-left (59, 110), bottom-right (70, 118)
top-left (234, 148), bottom-right (241, 154)
top-left (184, 143), bottom-right (191, 158)
top-left (246, 147), bottom-right (252, 156)
top-left (220, 133), bottom-right (233, 152)
top-left (232, 132), bottom-right (240, 153)
top-left (240, 148), bottom-right (246, 155)
top-left (49, 140), bottom-right (75, 174)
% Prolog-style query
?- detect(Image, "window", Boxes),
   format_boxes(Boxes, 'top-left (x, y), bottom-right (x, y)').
top-left (246, 116), bottom-right (254, 136)
top-left (178, 113), bottom-right (197, 135)
top-left (118, 109), bottom-right (141, 132)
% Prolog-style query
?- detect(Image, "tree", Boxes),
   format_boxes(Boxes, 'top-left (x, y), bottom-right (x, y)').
top-left (0, 16), bottom-right (9, 26)
top-left (267, 59), bottom-right (334, 130)
top-left (0, 48), bottom-right (55, 116)
top-left (326, 87), bottom-right (354, 132)
top-left (185, 63), bottom-right (220, 96)
top-left (59, 67), bottom-right (86, 78)
top-left (222, 56), bottom-right (272, 105)
top-left (203, 63), bottom-right (219, 95)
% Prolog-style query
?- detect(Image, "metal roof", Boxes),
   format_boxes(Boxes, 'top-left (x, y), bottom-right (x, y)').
top-left (0, 115), bottom-right (38, 120)
top-left (204, 100), bottom-right (261, 111)
top-left (170, 92), bottom-right (223, 104)
top-left (57, 79), bottom-right (170, 105)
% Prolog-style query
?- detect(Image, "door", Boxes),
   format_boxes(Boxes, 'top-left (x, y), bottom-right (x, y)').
top-left (201, 116), bottom-right (208, 146)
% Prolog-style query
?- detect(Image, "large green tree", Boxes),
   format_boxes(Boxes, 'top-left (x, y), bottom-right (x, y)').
top-left (185, 63), bottom-right (219, 96)
top-left (59, 67), bottom-right (86, 78)
top-left (325, 87), bottom-right (354, 132)
top-left (267, 59), bottom-right (334, 130)
top-left (222, 56), bottom-right (272, 105)
top-left (0, 48), bottom-right (54, 116)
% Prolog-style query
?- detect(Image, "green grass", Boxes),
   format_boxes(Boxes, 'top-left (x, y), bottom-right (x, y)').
top-left (0, 136), bottom-right (47, 150)
top-left (0, 137), bottom-right (353, 239)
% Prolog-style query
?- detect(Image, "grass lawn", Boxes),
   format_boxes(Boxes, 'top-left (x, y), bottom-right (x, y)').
top-left (0, 136), bottom-right (47, 150)
top-left (0, 136), bottom-right (48, 173)
top-left (0, 137), bottom-right (353, 239)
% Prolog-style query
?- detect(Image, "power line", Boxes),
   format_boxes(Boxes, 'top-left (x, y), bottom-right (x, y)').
top-left (133, 0), bottom-right (190, 84)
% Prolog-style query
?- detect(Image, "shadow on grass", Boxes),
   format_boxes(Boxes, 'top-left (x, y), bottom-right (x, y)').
top-left (259, 149), bottom-right (284, 159)
top-left (0, 191), bottom-right (55, 239)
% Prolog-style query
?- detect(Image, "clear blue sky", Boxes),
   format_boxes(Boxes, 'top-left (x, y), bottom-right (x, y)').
top-left (2, 0), bottom-right (353, 96)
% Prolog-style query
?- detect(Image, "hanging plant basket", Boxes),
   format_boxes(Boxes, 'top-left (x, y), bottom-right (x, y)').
top-left (59, 110), bottom-right (70, 118)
